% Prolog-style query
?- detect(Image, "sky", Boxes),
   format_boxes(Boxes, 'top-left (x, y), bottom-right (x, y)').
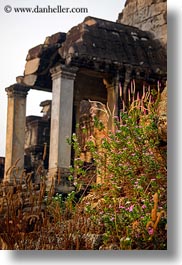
top-left (0, 0), bottom-right (125, 156)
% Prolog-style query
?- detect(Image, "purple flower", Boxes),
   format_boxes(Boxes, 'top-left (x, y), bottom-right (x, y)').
top-left (129, 205), bottom-right (134, 212)
top-left (142, 204), bottom-right (147, 209)
top-left (148, 227), bottom-right (154, 235)
top-left (119, 205), bottom-right (125, 209)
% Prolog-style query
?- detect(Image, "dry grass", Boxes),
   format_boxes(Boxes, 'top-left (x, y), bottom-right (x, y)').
top-left (0, 169), bottom-right (104, 250)
top-left (0, 158), bottom-right (167, 250)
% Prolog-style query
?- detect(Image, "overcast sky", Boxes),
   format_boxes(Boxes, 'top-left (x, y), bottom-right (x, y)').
top-left (0, 0), bottom-right (125, 156)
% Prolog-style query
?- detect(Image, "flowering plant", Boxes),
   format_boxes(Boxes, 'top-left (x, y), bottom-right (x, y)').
top-left (70, 82), bottom-right (167, 249)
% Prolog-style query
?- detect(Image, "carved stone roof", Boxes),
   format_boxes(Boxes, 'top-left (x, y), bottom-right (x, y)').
top-left (60, 16), bottom-right (166, 74)
top-left (18, 16), bottom-right (166, 91)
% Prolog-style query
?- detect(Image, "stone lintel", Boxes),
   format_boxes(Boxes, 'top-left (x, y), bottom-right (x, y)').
top-left (5, 84), bottom-right (30, 98)
top-left (50, 64), bottom-right (78, 80)
top-left (78, 68), bottom-right (111, 79)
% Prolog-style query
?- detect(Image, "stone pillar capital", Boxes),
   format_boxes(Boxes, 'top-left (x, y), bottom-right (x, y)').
top-left (103, 78), bottom-right (115, 91)
top-left (103, 75), bottom-right (119, 89)
top-left (5, 84), bottom-right (30, 98)
top-left (50, 64), bottom-right (78, 81)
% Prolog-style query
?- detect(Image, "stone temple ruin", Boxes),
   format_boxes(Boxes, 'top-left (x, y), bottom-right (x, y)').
top-left (2, 1), bottom-right (167, 192)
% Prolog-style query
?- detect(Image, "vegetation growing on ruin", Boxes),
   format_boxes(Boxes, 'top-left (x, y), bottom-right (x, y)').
top-left (0, 83), bottom-right (167, 250)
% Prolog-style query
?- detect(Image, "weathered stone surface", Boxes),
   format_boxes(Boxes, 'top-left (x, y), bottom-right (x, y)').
top-left (25, 117), bottom-right (49, 149)
top-left (40, 100), bottom-right (52, 119)
top-left (24, 57), bottom-right (52, 76)
top-left (47, 65), bottom-right (78, 188)
top-left (24, 58), bottom-right (41, 75)
top-left (22, 74), bottom-right (37, 86)
top-left (24, 113), bottom-right (50, 176)
top-left (44, 32), bottom-right (66, 45)
top-left (59, 16), bottom-right (166, 76)
top-left (117, 0), bottom-right (167, 48)
top-left (22, 33), bottom-right (66, 91)
top-left (26, 33), bottom-right (66, 61)
top-left (157, 85), bottom-right (167, 142)
top-left (4, 84), bottom-right (30, 182)
top-left (26, 44), bottom-right (44, 61)
top-left (16, 76), bottom-right (24, 83)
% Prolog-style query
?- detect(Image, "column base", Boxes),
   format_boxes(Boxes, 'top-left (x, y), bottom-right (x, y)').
top-left (4, 165), bottom-right (25, 185)
top-left (46, 167), bottom-right (75, 194)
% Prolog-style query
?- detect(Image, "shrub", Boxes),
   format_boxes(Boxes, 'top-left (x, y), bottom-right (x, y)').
top-left (70, 83), bottom-right (167, 249)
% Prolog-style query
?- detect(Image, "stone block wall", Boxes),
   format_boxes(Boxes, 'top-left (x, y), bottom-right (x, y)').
top-left (117, 0), bottom-right (167, 48)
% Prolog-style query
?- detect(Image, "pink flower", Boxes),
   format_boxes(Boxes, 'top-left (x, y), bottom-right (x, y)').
top-left (135, 181), bottom-right (138, 185)
top-left (142, 204), bottom-right (147, 209)
top-left (148, 227), bottom-right (154, 235)
top-left (129, 205), bottom-right (134, 212)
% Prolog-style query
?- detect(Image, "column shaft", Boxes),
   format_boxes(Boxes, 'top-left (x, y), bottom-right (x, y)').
top-left (48, 65), bottom-right (78, 188)
top-left (103, 78), bottom-right (118, 132)
top-left (4, 84), bottom-right (29, 182)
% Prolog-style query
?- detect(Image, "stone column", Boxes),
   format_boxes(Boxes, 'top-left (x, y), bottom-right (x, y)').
top-left (123, 68), bottom-right (132, 104)
top-left (4, 84), bottom-right (30, 183)
top-left (48, 65), bottom-right (78, 190)
top-left (103, 78), bottom-right (119, 132)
